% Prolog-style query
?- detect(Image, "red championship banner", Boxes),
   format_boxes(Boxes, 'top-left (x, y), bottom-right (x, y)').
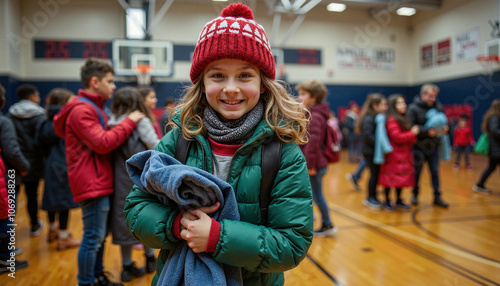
top-left (437, 39), bottom-right (451, 65)
top-left (421, 44), bottom-right (433, 68)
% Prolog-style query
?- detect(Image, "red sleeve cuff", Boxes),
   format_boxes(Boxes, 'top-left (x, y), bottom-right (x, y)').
top-left (206, 218), bottom-right (221, 253)
top-left (124, 116), bottom-right (138, 128)
top-left (172, 211), bottom-right (183, 239)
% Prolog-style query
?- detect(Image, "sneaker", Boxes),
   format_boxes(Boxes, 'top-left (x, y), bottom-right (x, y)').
top-left (313, 224), bottom-right (338, 237)
top-left (0, 259), bottom-right (29, 275)
top-left (384, 201), bottom-right (394, 211)
top-left (466, 164), bottom-right (473, 170)
top-left (345, 173), bottom-right (360, 190)
top-left (121, 262), bottom-right (145, 282)
top-left (30, 220), bottom-right (44, 237)
top-left (57, 233), bottom-right (81, 251)
top-left (395, 200), bottom-right (411, 211)
top-left (411, 196), bottom-right (418, 206)
top-left (12, 248), bottom-right (22, 255)
top-left (433, 197), bottom-right (449, 208)
top-left (452, 163), bottom-right (459, 170)
top-left (145, 255), bottom-right (156, 273)
top-left (95, 272), bottom-right (123, 286)
top-left (472, 185), bottom-right (492, 194)
top-left (363, 197), bottom-right (382, 210)
top-left (48, 228), bottom-right (59, 242)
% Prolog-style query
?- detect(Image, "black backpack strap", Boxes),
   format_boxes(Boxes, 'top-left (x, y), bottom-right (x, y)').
top-left (175, 134), bottom-right (192, 164)
top-left (260, 135), bottom-right (282, 227)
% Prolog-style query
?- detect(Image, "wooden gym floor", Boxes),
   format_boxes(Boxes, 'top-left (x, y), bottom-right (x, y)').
top-left (2, 150), bottom-right (500, 286)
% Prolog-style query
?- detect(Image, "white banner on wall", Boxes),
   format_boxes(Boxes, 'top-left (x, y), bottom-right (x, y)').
top-left (336, 47), bottom-right (395, 71)
top-left (455, 28), bottom-right (479, 62)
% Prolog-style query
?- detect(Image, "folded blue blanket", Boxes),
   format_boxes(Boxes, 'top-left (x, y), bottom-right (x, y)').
top-left (126, 150), bottom-right (243, 286)
top-left (374, 113), bottom-right (393, 164)
top-left (424, 108), bottom-right (451, 161)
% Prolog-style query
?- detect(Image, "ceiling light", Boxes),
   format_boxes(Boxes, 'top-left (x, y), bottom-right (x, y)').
top-left (327, 3), bottom-right (346, 12)
top-left (212, 0), bottom-right (228, 2)
top-left (397, 7), bottom-right (416, 16)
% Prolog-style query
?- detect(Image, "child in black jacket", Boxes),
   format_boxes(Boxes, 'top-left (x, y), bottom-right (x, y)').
top-left (356, 93), bottom-right (387, 210)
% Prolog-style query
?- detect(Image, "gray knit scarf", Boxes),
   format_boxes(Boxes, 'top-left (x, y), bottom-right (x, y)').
top-left (203, 101), bottom-right (264, 144)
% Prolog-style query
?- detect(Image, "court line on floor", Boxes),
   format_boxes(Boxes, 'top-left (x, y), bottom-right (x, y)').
top-left (412, 205), bottom-right (500, 263)
top-left (328, 202), bottom-right (500, 269)
top-left (306, 255), bottom-right (344, 286)
top-left (340, 214), bottom-right (500, 229)
top-left (330, 203), bottom-right (499, 285)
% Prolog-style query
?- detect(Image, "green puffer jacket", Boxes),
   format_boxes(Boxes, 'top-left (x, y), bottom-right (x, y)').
top-left (124, 114), bottom-right (313, 286)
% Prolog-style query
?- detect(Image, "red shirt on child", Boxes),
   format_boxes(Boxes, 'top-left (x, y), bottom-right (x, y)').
top-left (453, 126), bottom-right (474, 147)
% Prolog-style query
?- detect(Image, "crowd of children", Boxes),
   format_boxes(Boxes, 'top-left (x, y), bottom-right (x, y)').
top-left (343, 84), bottom-right (498, 212)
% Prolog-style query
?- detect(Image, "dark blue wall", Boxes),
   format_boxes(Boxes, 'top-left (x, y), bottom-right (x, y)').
top-left (2, 71), bottom-right (498, 139)
top-left (0, 77), bottom-right (186, 113)
top-left (324, 85), bottom-right (412, 113)
top-left (406, 73), bottom-right (499, 140)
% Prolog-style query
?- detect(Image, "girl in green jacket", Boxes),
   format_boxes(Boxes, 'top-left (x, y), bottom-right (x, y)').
top-left (124, 3), bottom-right (313, 286)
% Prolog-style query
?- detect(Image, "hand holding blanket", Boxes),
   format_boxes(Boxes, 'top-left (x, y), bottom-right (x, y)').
top-left (126, 150), bottom-right (243, 286)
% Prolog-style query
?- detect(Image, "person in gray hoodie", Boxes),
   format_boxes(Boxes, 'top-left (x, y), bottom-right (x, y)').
top-left (0, 85), bottom-right (30, 181)
top-left (8, 84), bottom-right (46, 236)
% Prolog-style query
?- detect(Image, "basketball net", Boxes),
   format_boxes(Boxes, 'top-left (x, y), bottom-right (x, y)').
top-left (134, 64), bottom-right (153, 85)
top-left (476, 55), bottom-right (499, 76)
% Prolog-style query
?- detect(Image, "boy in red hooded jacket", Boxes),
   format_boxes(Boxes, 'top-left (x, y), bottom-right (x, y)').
top-left (54, 58), bottom-right (144, 286)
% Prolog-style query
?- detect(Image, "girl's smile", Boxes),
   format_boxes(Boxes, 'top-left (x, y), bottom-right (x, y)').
top-left (221, 99), bottom-right (245, 105)
top-left (203, 59), bottom-right (264, 121)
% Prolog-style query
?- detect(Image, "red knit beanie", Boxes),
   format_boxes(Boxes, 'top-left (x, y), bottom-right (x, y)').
top-left (190, 3), bottom-right (275, 83)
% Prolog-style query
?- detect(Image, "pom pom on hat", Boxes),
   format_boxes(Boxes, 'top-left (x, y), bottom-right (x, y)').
top-left (190, 3), bottom-right (275, 83)
top-left (220, 3), bottom-right (254, 19)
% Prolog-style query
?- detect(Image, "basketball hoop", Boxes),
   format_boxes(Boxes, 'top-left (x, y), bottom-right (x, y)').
top-left (134, 64), bottom-right (153, 86)
top-left (476, 54), bottom-right (499, 76)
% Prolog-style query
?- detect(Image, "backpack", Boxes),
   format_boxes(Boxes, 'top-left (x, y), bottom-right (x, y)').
top-left (324, 122), bottom-right (341, 164)
top-left (174, 134), bottom-right (281, 227)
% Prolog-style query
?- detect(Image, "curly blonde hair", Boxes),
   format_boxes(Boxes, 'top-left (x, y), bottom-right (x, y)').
top-left (170, 72), bottom-right (309, 145)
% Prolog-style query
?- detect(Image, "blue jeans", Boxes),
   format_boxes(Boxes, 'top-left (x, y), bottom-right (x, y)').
top-left (413, 147), bottom-right (441, 198)
top-left (455, 145), bottom-right (470, 165)
top-left (351, 158), bottom-right (366, 181)
top-left (77, 196), bottom-right (110, 284)
top-left (348, 140), bottom-right (361, 162)
top-left (309, 167), bottom-right (331, 226)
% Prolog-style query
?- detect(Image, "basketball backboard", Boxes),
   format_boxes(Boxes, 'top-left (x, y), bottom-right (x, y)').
top-left (479, 38), bottom-right (500, 75)
top-left (485, 38), bottom-right (500, 56)
top-left (272, 48), bottom-right (284, 78)
top-left (112, 39), bottom-right (173, 77)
